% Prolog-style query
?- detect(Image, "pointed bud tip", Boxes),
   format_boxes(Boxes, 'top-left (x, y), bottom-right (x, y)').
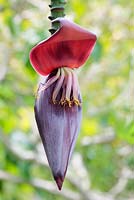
top-left (55, 176), bottom-right (64, 190)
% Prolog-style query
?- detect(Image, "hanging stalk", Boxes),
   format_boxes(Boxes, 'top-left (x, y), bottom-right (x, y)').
top-left (48, 0), bottom-right (66, 34)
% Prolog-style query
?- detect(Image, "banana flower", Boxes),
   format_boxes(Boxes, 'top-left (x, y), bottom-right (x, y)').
top-left (30, 18), bottom-right (97, 190)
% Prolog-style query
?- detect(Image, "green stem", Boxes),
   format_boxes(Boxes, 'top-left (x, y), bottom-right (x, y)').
top-left (49, 0), bottom-right (66, 34)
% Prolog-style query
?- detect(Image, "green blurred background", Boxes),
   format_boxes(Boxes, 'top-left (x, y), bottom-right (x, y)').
top-left (0, 0), bottom-right (133, 199)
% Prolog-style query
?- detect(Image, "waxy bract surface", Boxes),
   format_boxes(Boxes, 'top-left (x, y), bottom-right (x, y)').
top-left (35, 77), bottom-right (82, 190)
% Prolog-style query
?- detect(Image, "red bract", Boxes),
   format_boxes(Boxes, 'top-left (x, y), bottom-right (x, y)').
top-left (30, 18), bottom-right (97, 76)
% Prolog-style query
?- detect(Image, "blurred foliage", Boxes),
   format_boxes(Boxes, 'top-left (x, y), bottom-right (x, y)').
top-left (0, 0), bottom-right (133, 200)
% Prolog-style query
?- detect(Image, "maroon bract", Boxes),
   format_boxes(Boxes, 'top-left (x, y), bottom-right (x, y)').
top-left (29, 18), bottom-right (97, 190)
top-left (35, 76), bottom-right (82, 190)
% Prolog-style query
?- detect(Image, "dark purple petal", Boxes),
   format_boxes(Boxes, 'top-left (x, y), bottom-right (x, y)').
top-left (34, 78), bottom-right (82, 190)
